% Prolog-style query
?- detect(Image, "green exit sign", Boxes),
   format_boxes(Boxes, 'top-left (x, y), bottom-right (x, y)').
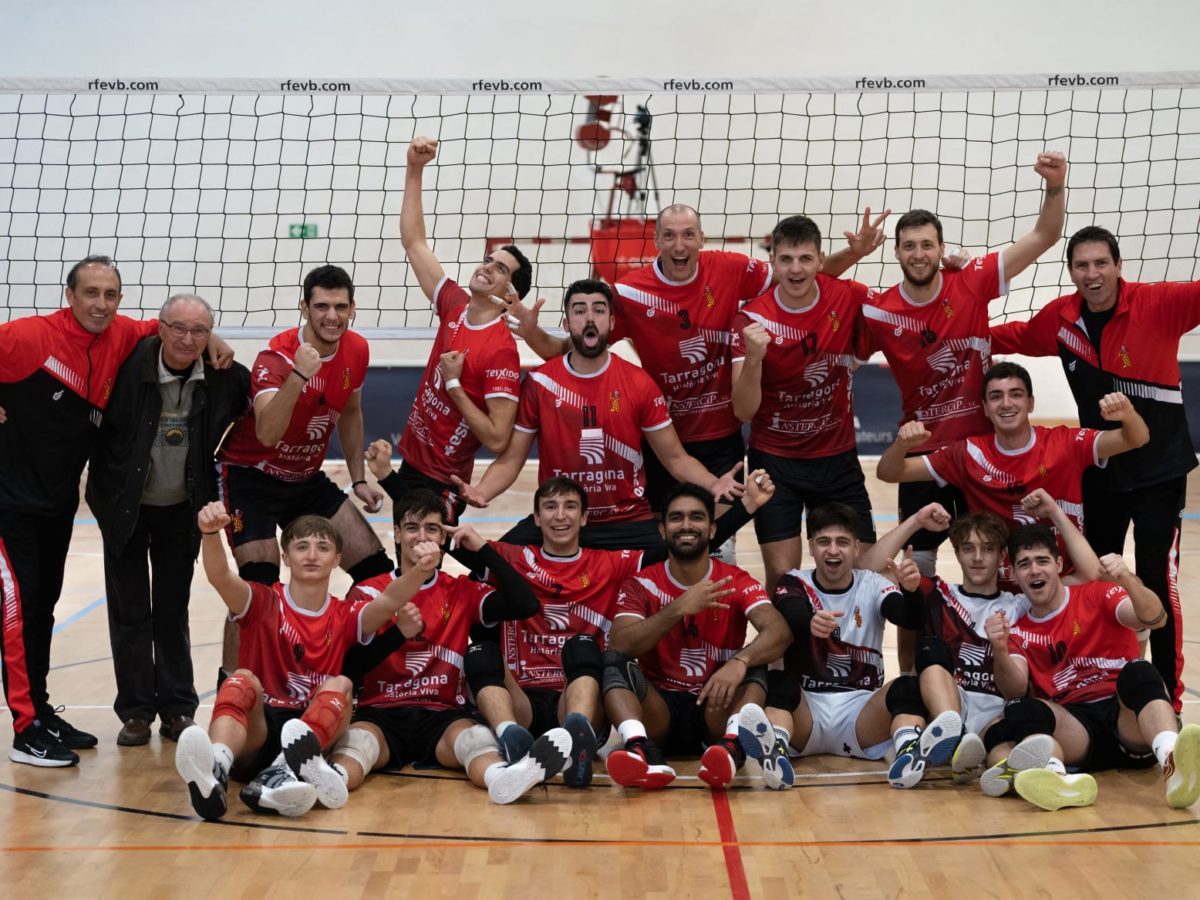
top-left (288, 223), bottom-right (319, 239)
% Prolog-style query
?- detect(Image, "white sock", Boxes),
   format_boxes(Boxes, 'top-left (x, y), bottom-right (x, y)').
top-left (482, 762), bottom-right (507, 787)
top-left (774, 725), bottom-right (792, 746)
top-left (724, 714), bottom-right (739, 740)
top-left (1047, 756), bottom-right (1066, 775)
top-left (212, 742), bottom-right (234, 775)
top-left (893, 726), bottom-right (920, 754)
top-left (1153, 731), bottom-right (1179, 768)
top-left (496, 720), bottom-right (518, 737)
top-left (618, 720), bottom-right (647, 744)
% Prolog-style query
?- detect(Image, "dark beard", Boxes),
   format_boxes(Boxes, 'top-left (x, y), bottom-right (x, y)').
top-left (667, 532), bottom-right (708, 562)
top-left (571, 329), bottom-right (609, 358)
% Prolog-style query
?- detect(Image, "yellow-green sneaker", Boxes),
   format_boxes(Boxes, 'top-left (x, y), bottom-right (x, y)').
top-left (1014, 769), bottom-right (1097, 811)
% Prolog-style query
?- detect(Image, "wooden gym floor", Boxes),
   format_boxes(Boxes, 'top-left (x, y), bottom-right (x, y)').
top-left (3, 461), bottom-right (1200, 899)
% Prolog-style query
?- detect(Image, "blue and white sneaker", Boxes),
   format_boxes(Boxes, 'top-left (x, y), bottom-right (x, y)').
top-left (737, 703), bottom-right (794, 790)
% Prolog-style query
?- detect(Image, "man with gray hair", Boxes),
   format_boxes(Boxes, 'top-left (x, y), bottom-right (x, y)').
top-left (87, 294), bottom-right (250, 746)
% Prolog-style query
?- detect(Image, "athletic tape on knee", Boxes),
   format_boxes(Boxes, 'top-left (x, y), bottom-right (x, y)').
top-left (301, 689), bottom-right (350, 748)
top-left (562, 634), bottom-right (603, 685)
top-left (915, 635), bottom-right (955, 674)
top-left (464, 641), bottom-right (507, 694)
top-left (765, 670), bottom-right (802, 713)
top-left (911, 549), bottom-right (937, 579)
top-left (347, 549), bottom-right (393, 586)
top-left (332, 726), bottom-right (380, 774)
top-left (600, 650), bottom-right (647, 701)
top-left (983, 697), bottom-right (1055, 752)
top-left (212, 672), bottom-right (258, 729)
top-left (453, 724), bottom-right (500, 767)
top-left (885, 675), bottom-right (927, 719)
top-left (741, 663), bottom-right (768, 693)
top-left (1116, 659), bottom-right (1169, 714)
top-left (238, 561), bottom-right (280, 586)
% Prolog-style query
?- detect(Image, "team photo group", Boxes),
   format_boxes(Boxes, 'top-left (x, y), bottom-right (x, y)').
top-left (4, 134), bottom-right (1200, 823)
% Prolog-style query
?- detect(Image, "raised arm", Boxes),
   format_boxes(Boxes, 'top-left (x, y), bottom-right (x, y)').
top-left (1020, 489), bottom-right (1101, 584)
top-left (360, 541), bottom-right (441, 634)
top-left (731, 322), bottom-right (769, 422)
top-left (452, 428), bottom-right (535, 508)
top-left (502, 291), bottom-right (571, 361)
top-left (254, 343), bottom-right (320, 447)
top-left (197, 501), bottom-right (250, 615)
top-left (1103, 554), bottom-right (1168, 631)
top-left (1001, 152), bottom-right (1067, 279)
top-left (437, 350), bottom-right (518, 454)
top-left (400, 136), bottom-right (448, 301)
top-left (858, 503), bottom-right (949, 572)
top-left (876, 421), bottom-right (936, 483)
top-left (820, 207), bottom-right (891, 278)
top-left (1094, 392), bottom-right (1149, 460)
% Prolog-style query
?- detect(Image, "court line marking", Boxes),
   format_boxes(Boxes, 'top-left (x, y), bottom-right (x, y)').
top-left (711, 789), bottom-right (751, 900)
top-left (51, 596), bottom-right (106, 635)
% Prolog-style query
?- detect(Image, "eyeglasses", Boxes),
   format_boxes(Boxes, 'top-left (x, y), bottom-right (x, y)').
top-left (162, 321), bottom-right (212, 339)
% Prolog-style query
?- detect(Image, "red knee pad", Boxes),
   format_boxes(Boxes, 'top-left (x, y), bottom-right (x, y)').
top-left (212, 672), bottom-right (259, 729)
top-left (301, 690), bottom-right (350, 748)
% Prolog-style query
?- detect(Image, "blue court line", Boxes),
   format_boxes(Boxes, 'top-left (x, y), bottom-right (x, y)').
top-left (52, 596), bottom-right (106, 635)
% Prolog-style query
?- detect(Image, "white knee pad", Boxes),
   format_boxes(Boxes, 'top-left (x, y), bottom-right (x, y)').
top-left (911, 549), bottom-right (937, 578)
top-left (453, 724), bottom-right (501, 767)
top-left (332, 726), bottom-right (380, 774)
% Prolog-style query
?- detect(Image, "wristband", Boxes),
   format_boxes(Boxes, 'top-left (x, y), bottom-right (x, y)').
top-left (444, 377), bottom-right (462, 390)
top-left (291, 368), bottom-right (310, 383)
top-left (731, 655), bottom-right (750, 667)
top-left (1137, 608), bottom-right (1167, 627)
top-left (351, 480), bottom-right (368, 488)
top-left (200, 529), bottom-right (222, 535)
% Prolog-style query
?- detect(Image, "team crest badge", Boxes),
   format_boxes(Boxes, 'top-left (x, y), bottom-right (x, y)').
top-left (1038, 464), bottom-right (1048, 478)
top-left (231, 510), bottom-right (244, 533)
top-left (103, 378), bottom-right (113, 400)
top-left (704, 286), bottom-right (716, 308)
top-left (1119, 345), bottom-right (1131, 368)
top-left (943, 297), bottom-right (954, 318)
top-left (442, 602), bottom-right (451, 626)
top-left (579, 574), bottom-right (591, 588)
top-left (854, 606), bottom-right (863, 628)
top-left (1072, 620), bottom-right (1082, 636)
top-left (342, 367), bottom-right (351, 390)
top-left (609, 390), bottom-right (621, 413)
top-left (829, 309), bottom-right (840, 332)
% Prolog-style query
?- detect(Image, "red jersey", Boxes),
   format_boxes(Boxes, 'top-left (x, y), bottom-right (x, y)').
top-left (862, 252), bottom-right (1006, 449)
top-left (925, 576), bottom-right (1029, 697)
top-left (924, 425), bottom-right (1103, 542)
top-left (614, 251), bottom-right (772, 442)
top-left (615, 559), bottom-right (769, 694)
top-left (774, 569), bottom-right (897, 693)
top-left (731, 276), bottom-right (872, 458)
top-left (397, 278), bottom-right (521, 484)
top-left (490, 544), bottom-right (644, 690)
top-left (349, 570), bottom-right (495, 710)
top-left (233, 582), bottom-right (369, 710)
top-left (1008, 581), bottom-right (1138, 705)
top-left (515, 352), bottom-right (672, 523)
top-left (219, 326), bottom-right (369, 482)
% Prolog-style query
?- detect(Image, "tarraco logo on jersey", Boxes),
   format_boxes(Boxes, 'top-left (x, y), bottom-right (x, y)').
top-left (679, 647), bottom-right (708, 679)
top-left (679, 335), bottom-right (707, 365)
top-left (405, 650), bottom-right (434, 677)
top-left (306, 412), bottom-right (334, 440)
top-left (543, 603), bottom-right (572, 631)
top-left (826, 652), bottom-right (852, 678)
top-left (579, 428), bottom-right (605, 465)
top-left (958, 643), bottom-right (988, 667)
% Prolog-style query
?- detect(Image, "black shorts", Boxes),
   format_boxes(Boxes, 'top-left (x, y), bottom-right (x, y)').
top-left (231, 704), bottom-right (303, 782)
top-left (644, 430), bottom-right (745, 515)
top-left (523, 687), bottom-right (563, 736)
top-left (1064, 696), bottom-right (1157, 772)
top-left (219, 464), bottom-right (349, 548)
top-left (393, 461), bottom-right (466, 525)
top-left (659, 687), bottom-right (712, 758)
top-left (351, 705), bottom-right (479, 770)
top-left (897, 477), bottom-right (969, 552)
top-left (747, 447), bottom-right (876, 545)
top-left (501, 514), bottom-right (663, 551)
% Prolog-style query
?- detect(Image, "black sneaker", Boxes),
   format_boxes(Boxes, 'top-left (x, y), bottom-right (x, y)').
top-left (41, 706), bottom-right (98, 749)
top-left (561, 712), bottom-right (597, 789)
top-left (498, 724), bottom-right (534, 764)
top-left (10, 722), bottom-right (79, 767)
top-left (175, 725), bottom-right (229, 820)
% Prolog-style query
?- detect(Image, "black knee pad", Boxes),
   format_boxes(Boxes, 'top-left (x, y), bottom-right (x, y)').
top-left (1116, 659), bottom-right (1169, 714)
top-left (469, 622), bottom-right (501, 645)
top-left (773, 593), bottom-right (815, 637)
top-left (561, 634), bottom-right (603, 685)
top-left (463, 640), bottom-right (507, 695)
top-left (983, 697), bottom-right (1056, 752)
top-left (347, 549), bottom-right (393, 586)
top-left (741, 663), bottom-right (768, 693)
top-left (765, 670), bottom-right (802, 713)
top-left (600, 650), bottom-right (647, 701)
top-left (915, 635), bottom-right (955, 674)
top-left (238, 561), bottom-right (280, 585)
top-left (885, 675), bottom-right (927, 719)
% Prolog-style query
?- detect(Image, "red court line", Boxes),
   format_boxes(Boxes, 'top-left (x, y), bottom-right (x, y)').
top-left (711, 790), bottom-right (751, 900)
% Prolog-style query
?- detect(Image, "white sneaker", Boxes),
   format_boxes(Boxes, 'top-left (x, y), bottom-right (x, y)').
top-left (281, 719), bottom-right (348, 809)
top-left (488, 728), bottom-right (572, 805)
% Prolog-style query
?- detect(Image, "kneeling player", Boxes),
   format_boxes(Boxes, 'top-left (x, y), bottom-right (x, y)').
top-left (330, 490), bottom-right (573, 805)
top-left (738, 503), bottom-right (962, 789)
top-left (175, 505), bottom-right (424, 819)
top-left (979, 524), bottom-right (1200, 811)
top-left (601, 483), bottom-right (792, 789)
